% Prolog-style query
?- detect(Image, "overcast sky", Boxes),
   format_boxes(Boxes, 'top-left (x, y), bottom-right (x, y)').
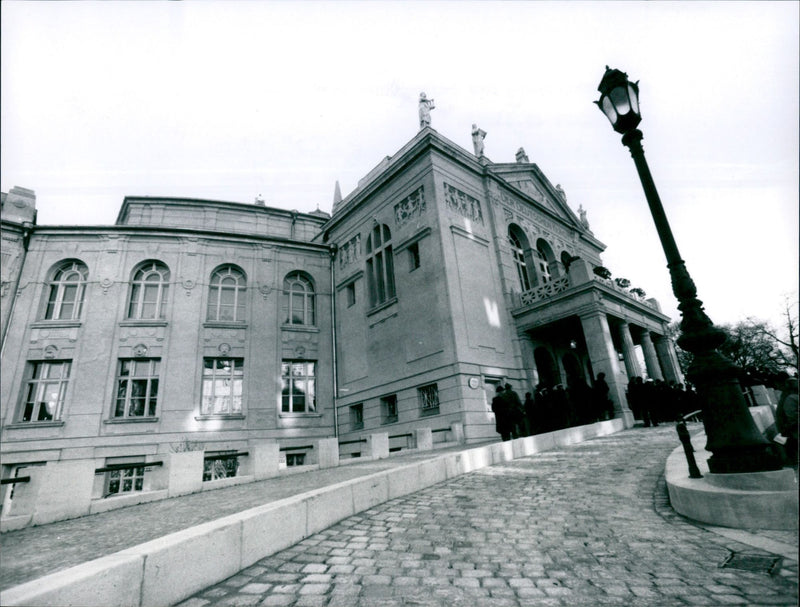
top-left (2, 1), bottom-right (798, 330)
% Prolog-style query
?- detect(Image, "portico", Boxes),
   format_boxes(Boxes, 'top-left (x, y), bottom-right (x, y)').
top-left (512, 258), bottom-right (682, 428)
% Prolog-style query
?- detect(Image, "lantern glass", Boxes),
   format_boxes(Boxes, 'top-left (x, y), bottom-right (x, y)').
top-left (601, 96), bottom-right (617, 126)
top-left (609, 86), bottom-right (631, 116)
top-left (628, 84), bottom-right (639, 115)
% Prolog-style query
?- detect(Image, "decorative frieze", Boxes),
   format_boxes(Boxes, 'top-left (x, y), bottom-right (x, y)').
top-left (394, 186), bottom-right (426, 227)
top-left (338, 234), bottom-right (361, 270)
top-left (443, 183), bottom-right (483, 225)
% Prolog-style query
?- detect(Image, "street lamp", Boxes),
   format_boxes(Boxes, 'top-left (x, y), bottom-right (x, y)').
top-left (595, 66), bottom-right (782, 474)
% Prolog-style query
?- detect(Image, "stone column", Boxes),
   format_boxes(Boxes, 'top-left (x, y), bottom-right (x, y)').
top-left (579, 311), bottom-right (633, 427)
top-left (653, 334), bottom-right (681, 385)
top-left (639, 329), bottom-right (664, 381)
top-left (518, 334), bottom-right (539, 389)
top-left (617, 321), bottom-right (641, 380)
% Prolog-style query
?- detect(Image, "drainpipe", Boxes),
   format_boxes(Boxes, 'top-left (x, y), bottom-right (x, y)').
top-left (329, 243), bottom-right (339, 438)
top-left (1, 221), bottom-right (33, 357)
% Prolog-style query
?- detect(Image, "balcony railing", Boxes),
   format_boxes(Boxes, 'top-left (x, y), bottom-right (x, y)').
top-left (516, 273), bottom-right (658, 310)
top-left (519, 276), bottom-right (570, 306)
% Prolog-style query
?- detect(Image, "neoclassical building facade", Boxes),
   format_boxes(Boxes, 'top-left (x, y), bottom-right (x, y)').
top-left (0, 126), bottom-right (681, 501)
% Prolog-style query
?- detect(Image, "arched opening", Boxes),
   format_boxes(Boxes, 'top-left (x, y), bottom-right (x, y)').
top-left (533, 347), bottom-right (559, 388)
top-left (560, 251), bottom-right (575, 275)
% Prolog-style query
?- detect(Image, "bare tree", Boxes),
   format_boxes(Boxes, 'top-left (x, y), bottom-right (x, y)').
top-left (750, 295), bottom-right (799, 371)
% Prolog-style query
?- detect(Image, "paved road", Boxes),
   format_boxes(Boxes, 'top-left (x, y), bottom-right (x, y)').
top-left (178, 426), bottom-right (798, 607)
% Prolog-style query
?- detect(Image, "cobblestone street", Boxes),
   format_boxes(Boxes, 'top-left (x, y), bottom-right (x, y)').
top-left (179, 426), bottom-right (798, 607)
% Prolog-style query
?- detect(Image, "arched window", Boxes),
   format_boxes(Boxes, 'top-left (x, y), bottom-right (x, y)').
top-left (127, 261), bottom-right (170, 320)
top-left (44, 260), bottom-right (88, 320)
top-left (365, 224), bottom-right (396, 308)
top-left (535, 239), bottom-right (558, 284)
top-left (283, 272), bottom-right (315, 325)
top-left (508, 226), bottom-right (532, 291)
top-left (207, 265), bottom-right (247, 322)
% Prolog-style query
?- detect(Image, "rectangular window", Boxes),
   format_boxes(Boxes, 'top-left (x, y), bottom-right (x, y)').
top-left (408, 242), bottom-right (420, 271)
top-left (105, 464), bottom-right (145, 497)
top-left (381, 394), bottom-right (398, 424)
top-left (350, 403), bottom-right (364, 430)
top-left (20, 361), bottom-right (71, 422)
top-left (418, 383), bottom-right (440, 416)
top-left (281, 360), bottom-right (316, 413)
top-left (113, 359), bottom-right (160, 418)
top-left (201, 358), bottom-right (244, 415)
top-left (346, 282), bottom-right (356, 307)
top-left (203, 451), bottom-right (239, 481)
top-left (286, 453), bottom-right (306, 467)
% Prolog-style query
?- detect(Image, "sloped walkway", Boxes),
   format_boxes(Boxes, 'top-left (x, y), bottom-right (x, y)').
top-left (0, 442), bottom-right (485, 592)
top-left (182, 425), bottom-right (798, 607)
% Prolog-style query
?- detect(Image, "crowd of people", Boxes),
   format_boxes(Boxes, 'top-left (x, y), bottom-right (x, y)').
top-left (626, 377), bottom-right (699, 427)
top-left (490, 375), bottom-right (700, 441)
top-left (491, 375), bottom-right (618, 441)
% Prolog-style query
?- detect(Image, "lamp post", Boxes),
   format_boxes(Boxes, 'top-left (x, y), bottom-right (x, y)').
top-left (595, 66), bottom-right (782, 474)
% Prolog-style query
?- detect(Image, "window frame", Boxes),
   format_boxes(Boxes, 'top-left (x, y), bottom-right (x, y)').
top-left (366, 224), bottom-right (396, 308)
top-left (207, 265), bottom-right (247, 323)
top-left (509, 230), bottom-right (532, 292)
top-left (19, 360), bottom-right (71, 423)
top-left (112, 359), bottom-right (160, 419)
top-left (350, 403), bottom-right (364, 430)
top-left (201, 358), bottom-right (244, 416)
top-left (127, 261), bottom-right (170, 320)
top-left (280, 359), bottom-right (317, 414)
top-left (282, 272), bottom-right (316, 326)
top-left (381, 394), bottom-right (398, 424)
top-left (408, 242), bottom-right (421, 271)
top-left (105, 465), bottom-right (145, 497)
top-left (43, 260), bottom-right (88, 321)
top-left (417, 383), bottom-right (440, 416)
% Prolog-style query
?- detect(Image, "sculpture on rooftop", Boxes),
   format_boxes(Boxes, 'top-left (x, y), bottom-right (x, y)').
top-left (578, 204), bottom-right (590, 230)
top-left (471, 124), bottom-right (487, 157)
top-left (515, 147), bottom-right (529, 163)
top-left (555, 184), bottom-right (566, 201)
top-left (419, 92), bottom-right (435, 129)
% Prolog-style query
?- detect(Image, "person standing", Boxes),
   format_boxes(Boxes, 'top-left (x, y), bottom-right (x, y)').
top-left (491, 384), bottom-right (511, 441)
top-left (593, 372), bottom-right (613, 421)
top-left (504, 383), bottom-right (525, 439)
top-left (523, 391), bottom-right (535, 436)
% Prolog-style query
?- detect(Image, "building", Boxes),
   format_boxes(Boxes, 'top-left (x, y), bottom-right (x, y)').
top-left (0, 126), bottom-right (681, 519)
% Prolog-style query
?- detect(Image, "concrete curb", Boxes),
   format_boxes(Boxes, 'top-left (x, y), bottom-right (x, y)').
top-left (0, 418), bottom-right (624, 607)
top-left (665, 441), bottom-right (799, 531)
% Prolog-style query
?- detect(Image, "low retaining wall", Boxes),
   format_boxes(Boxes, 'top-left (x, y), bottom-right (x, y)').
top-left (665, 437), bottom-right (798, 531)
top-left (0, 418), bottom-right (624, 607)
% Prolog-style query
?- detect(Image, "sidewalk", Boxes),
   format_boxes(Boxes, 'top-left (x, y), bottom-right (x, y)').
top-left (0, 441), bottom-right (487, 592)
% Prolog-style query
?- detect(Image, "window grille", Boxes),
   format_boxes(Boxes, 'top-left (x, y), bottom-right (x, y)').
top-left (417, 384), bottom-right (440, 415)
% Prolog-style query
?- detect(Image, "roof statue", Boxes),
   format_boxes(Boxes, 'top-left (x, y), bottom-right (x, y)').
top-left (471, 124), bottom-right (487, 157)
top-left (555, 184), bottom-right (566, 201)
top-left (578, 204), bottom-right (591, 230)
top-left (515, 147), bottom-right (529, 163)
top-left (418, 92), bottom-right (435, 129)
